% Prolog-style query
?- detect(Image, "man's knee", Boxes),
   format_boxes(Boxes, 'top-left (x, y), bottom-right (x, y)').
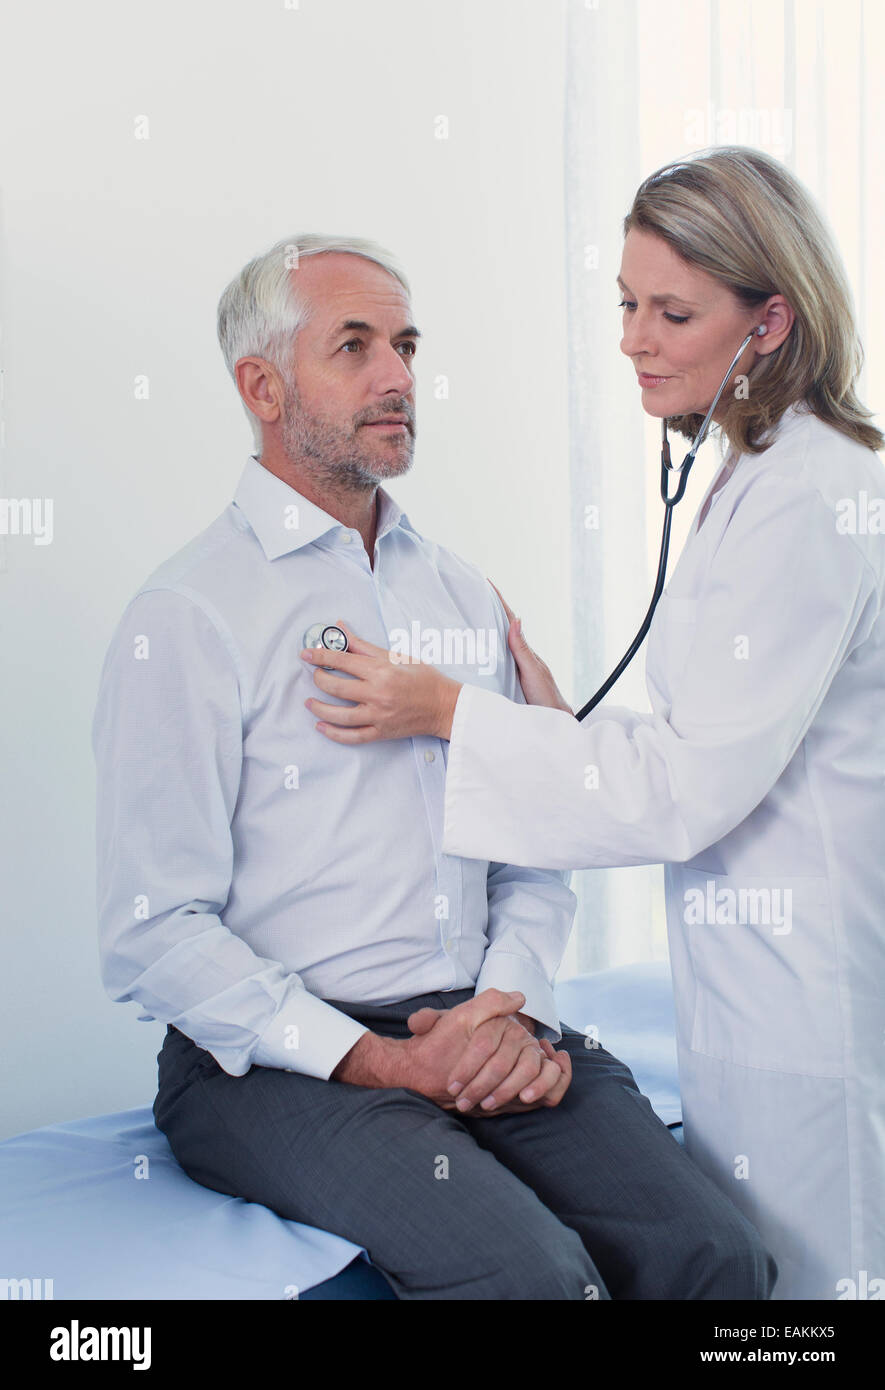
top-left (483, 1221), bottom-right (607, 1301)
top-left (712, 1215), bottom-right (778, 1300)
top-left (678, 1211), bottom-right (778, 1300)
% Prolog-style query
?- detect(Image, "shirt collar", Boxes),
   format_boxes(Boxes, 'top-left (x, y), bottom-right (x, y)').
top-left (770, 400), bottom-right (807, 431)
top-left (232, 454), bottom-right (420, 561)
top-left (721, 400), bottom-right (812, 465)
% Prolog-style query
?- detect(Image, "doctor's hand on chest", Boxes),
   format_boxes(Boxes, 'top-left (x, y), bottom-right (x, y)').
top-left (300, 583), bottom-right (571, 745)
top-left (301, 618), bottom-right (461, 742)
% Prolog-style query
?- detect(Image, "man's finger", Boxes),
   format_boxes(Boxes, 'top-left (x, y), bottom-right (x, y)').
top-left (472, 1044), bottom-right (572, 1116)
top-left (535, 1044), bottom-right (572, 1105)
top-left (489, 1045), bottom-right (566, 1111)
top-left (442, 1014), bottom-right (511, 1096)
top-left (465, 988), bottom-right (525, 1031)
top-left (464, 1041), bottom-right (547, 1112)
top-left (452, 1030), bottom-right (543, 1111)
top-left (406, 1006), bottom-right (443, 1036)
top-left (446, 1014), bottom-right (535, 1099)
top-left (514, 1054), bottom-right (562, 1103)
top-left (470, 1054), bottom-right (563, 1115)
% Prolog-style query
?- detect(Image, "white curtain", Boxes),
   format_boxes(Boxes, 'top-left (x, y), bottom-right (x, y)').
top-left (562, 0), bottom-right (885, 974)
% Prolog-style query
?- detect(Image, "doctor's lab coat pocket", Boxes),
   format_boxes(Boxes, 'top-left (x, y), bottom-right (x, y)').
top-left (649, 594), bottom-right (699, 698)
top-left (669, 868), bottom-right (844, 1077)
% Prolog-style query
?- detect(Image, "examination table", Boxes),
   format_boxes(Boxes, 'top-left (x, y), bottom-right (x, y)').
top-left (0, 961), bottom-right (681, 1300)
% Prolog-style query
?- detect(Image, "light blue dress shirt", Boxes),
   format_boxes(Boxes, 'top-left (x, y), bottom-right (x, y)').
top-left (92, 456), bottom-right (576, 1081)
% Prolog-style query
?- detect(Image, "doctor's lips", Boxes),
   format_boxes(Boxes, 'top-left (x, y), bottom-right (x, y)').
top-left (637, 372), bottom-right (673, 388)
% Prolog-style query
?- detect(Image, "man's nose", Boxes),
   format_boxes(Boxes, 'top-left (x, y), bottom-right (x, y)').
top-left (374, 344), bottom-right (415, 395)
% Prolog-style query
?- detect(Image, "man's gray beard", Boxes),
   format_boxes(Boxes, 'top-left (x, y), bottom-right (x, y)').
top-left (280, 378), bottom-right (415, 493)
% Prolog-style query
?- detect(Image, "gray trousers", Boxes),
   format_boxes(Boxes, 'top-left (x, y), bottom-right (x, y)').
top-left (153, 987), bottom-right (777, 1301)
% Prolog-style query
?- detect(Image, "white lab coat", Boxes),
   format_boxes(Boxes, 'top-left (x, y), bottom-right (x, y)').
top-left (441, 403), bottom-right (885, 1300)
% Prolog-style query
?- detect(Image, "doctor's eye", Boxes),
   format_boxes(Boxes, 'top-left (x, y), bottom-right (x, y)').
top-left (618, 299), bottom-right (689, 325)
top-left (397, 341), bottom-right (418, 356)
top-left (341, 339), bottom-right (363, 353)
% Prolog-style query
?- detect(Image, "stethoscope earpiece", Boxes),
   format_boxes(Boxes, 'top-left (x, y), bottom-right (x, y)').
top-left (577, 323), bottom-right (770, 722)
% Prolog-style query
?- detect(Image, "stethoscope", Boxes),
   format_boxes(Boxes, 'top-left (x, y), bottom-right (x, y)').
top-left (303, 326), bottom-right (766, 722)
top-left (573, 324), bottom-right (767, 722)
top-left (303, 622), bottom-right (350, 657)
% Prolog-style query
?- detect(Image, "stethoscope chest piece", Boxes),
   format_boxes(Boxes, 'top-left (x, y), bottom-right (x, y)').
top-left (303, 623), bottom-right (349, 654)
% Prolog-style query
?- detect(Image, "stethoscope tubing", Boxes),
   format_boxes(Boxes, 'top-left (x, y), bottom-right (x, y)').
top-left (303, 333), bottom-right (759, 724)
top-left (574, 329), bottom-right (757, 722)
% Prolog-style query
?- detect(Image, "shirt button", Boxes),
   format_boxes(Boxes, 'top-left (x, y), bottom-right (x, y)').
top-left (424, 750), bottom-right (435, 763)
top-left (445, 939), bottom-right (457, 954)
top-left (341, 532), bottom-right (352, 543)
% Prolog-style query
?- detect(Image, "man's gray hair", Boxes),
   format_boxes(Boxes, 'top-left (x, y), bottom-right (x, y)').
top-left (216, 234), bottom-right (411, 451)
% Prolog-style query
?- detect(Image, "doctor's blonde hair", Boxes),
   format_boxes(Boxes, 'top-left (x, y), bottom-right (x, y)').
top-left (624, 146), bottom-right (883, 455)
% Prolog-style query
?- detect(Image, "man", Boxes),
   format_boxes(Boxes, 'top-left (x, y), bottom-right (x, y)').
top-left (92, 234), bottom-right (776, 1300)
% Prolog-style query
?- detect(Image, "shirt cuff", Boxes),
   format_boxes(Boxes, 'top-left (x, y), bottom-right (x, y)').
top-left (252, 988), bottom-right (370, 1080)
top-left (473, 952), bottom-right (562, 1045)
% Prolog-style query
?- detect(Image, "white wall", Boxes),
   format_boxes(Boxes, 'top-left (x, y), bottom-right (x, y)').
top-left (0, 0), bottom-right (572, 1138)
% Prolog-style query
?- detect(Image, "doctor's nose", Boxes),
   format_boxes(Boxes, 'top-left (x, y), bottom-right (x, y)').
top-left (620, 314), bottom-right (658, 360)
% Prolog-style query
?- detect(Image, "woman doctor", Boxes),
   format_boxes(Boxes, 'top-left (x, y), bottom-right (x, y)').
top-left (300, 147), bottom-right (885, 1302)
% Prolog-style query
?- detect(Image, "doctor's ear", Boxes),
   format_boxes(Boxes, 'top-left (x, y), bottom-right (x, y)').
top-left (753, 296), bottom-right (795, 353)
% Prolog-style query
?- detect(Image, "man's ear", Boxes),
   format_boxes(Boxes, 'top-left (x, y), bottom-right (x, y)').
top-left (235, 356), bottom-right (285, 430)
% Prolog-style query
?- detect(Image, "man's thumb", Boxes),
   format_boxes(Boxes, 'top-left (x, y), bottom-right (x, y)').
top-left (406, 1006), bottom-right (442, 1035)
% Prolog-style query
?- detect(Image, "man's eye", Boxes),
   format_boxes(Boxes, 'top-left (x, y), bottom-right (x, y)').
top-left (341, 340), bottom-right (417, 355)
